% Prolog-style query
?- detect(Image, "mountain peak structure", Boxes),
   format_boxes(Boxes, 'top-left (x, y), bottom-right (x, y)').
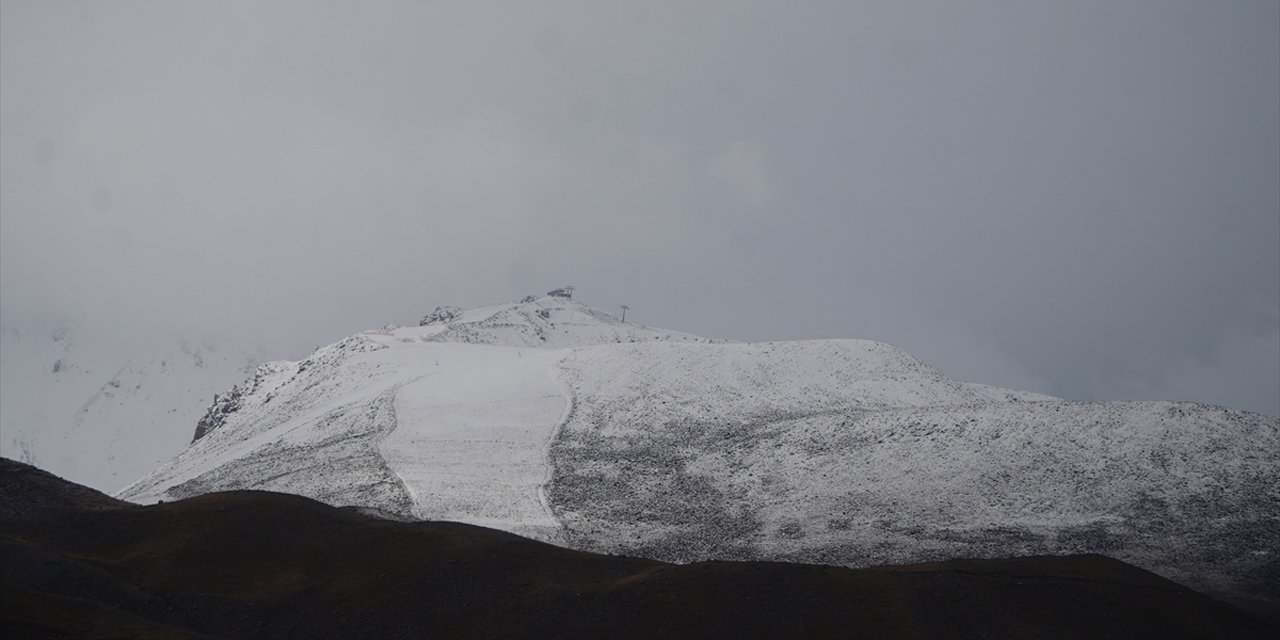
top-left (118, 294), bottom-right (1279, 613)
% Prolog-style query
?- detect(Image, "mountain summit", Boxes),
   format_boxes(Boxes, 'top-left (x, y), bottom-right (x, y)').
top-left (119, 294), bottom-right (1279, 614)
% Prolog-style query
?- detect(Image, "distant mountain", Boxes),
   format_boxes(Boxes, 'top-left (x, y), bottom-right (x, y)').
top-left (0, 320), bottom-right (261, 493)
top-left (4, 458), bottom-right (1273, 638)
top-left (118, 295), bottom-right (1279, 614)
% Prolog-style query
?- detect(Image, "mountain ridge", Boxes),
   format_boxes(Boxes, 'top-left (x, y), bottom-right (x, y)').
top-left (116, 295), bottom-right (1280, 613)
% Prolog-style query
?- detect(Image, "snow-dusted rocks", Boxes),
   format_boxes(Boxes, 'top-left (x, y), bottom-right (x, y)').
top-left (552, 391), bottom-right (1277, 602)
top-left (117, 295), bottom-right (1280, 608)
top-left (419, 305), bottom-right (463, 326)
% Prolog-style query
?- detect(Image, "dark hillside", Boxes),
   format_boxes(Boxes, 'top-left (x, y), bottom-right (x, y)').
top-left (1, 459), bottom-right (1273, 639)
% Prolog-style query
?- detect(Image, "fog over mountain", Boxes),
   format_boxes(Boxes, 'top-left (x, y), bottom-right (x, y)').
top-left (2, 0), bottom-right (1277, 479)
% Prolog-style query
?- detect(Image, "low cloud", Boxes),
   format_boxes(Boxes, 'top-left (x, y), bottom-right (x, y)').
top-left (710, 140), bottom-right (776, 207)
top-left (1, 0), bottom-right (1276, 417)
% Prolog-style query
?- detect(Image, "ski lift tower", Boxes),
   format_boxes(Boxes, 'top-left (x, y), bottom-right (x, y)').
top-left (620, 305), bottom-right (629, 323)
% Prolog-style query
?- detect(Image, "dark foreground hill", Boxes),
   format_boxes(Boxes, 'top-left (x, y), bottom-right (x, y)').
top-left (2, 459), bottom-right (1273, 639)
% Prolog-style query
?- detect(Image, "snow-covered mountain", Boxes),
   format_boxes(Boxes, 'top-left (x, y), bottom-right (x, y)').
top-left (118, 295), bottom-right (1278, 609)
top-left (0, 320), bottom-right (261, 493)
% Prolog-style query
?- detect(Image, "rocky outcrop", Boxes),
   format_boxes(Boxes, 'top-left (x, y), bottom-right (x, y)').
top-left (419, 305), bottom-right (463, 326)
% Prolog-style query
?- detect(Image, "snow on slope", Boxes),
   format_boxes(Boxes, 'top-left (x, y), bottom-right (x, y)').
top-left (122, 334), bottom-right (412, 512)
top-left (550, 369), bottom-right (1277, 600)
top-left (121, 296), bottom-right (702, 536)
top-left (962, 382), bottom-right (1059, 403)
top-left (117, 295), bottom-right (1279, 608)
top-left (381, 345), bottom-right (566, 541)
top-left (410, 297), bottom-right (718, 348)
top-left (0, 320), bottom-right (260, 493)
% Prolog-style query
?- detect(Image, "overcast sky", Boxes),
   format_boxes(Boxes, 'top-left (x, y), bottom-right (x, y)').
top-left (2, 0), bottom-right (1277, 417)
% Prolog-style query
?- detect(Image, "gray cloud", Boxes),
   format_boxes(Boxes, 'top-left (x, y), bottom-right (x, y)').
top-left (2, 0), bottom-right (1277, 416)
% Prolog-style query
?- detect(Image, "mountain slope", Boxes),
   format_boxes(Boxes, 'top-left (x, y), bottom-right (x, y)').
top-left (117, 295), bottom-right (1280, 613)
top-left (6, 459), bottom-right (1274, 639)
top-left (0, 320), bottom-right (260, 493)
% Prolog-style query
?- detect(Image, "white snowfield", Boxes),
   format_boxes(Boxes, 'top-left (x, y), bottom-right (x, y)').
top-left (0, 321), bottom-right (260, 493)
top-left (380, 345), bottom-right (566, 541)
top-left (118, 296), bottom-right (1280, 610)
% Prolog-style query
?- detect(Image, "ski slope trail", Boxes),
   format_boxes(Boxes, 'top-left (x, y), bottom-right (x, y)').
top-left (379, 347), bottom-right (567, 542)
